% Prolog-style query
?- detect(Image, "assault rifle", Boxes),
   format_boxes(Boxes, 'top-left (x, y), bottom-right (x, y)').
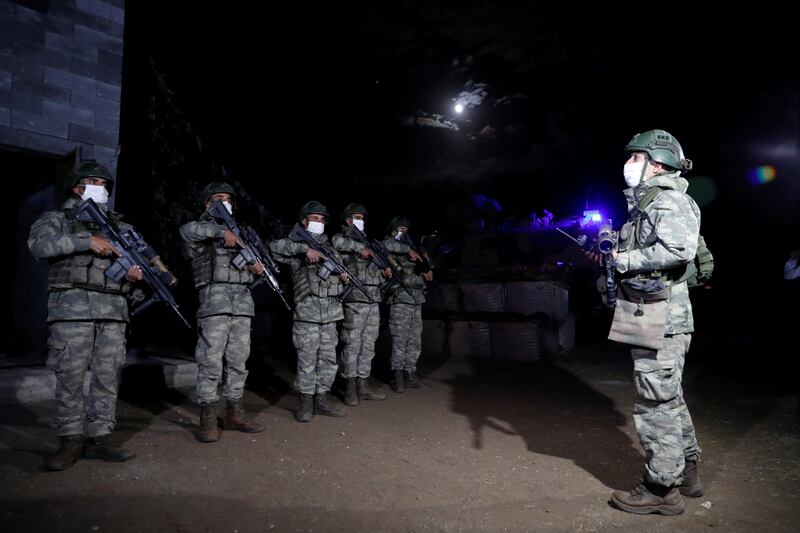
top-left (206, 201), bottom-right (290, 310)
top-left (556, 223), bottom-right (618, 308)
top-left (344, 225), bottom-right (408, 296)
top-left (288, 223), bottom-right (372, 303)
top-left (72, 198), bottom-right (191, 327)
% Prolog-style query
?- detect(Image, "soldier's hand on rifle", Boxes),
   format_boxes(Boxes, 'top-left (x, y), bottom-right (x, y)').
top-left (381, 268), bottom-right (392, 278)
top-left (90, 234), bottom-right (121, 256)
top-left (339, 272), bottom-right (350, 284)
top-left (306, 248), bottom-right (324, 263)
top-left (583, 250), bottom-right (603, 266)
top-left (248, 261), bottom-right (265, 275)
top-left (408, 249), bottom-right (421, 262)
top-left (359, 248), bottom-right (372, 259)
top-left (125, 265), bottom-right (143, 282)
top-left (222, 230), bottom-right (242, 248)
top-left (423, 271), bottom-right (434, 282)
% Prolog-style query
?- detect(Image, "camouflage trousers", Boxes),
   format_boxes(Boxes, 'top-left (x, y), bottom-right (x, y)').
top-left (195, 315), bottom-right (251, 404)
top-left (389, 303), bottom-right (423, 372)
top-left (340, 302), bottom-right (381, 379)
top-left (46, 320), bottom-right (127, 438)
top-left (293, 320), bottom-right (339, 394)
top-left (631, 333), bottom-right (701, 487)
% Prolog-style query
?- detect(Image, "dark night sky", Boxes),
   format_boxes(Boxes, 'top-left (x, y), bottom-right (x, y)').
top-left (119, 2), bottom-right (800, 336)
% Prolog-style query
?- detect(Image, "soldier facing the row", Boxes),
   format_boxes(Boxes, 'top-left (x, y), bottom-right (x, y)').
top-left (28, 161), bottom-right (139, 471)
top-left (180, 182), bottom-right (265, 443)
top-left (608, 130), bottom-right (704, 515)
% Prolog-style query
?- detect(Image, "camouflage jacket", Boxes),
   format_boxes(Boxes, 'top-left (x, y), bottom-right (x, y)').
top-left (615, 171), bottom-right (701, 334)
top-left (382, 237), bottom-right (426, 305)
top-left (27, 197), bottom-right (132, 322)
top-left (180, 213), bottom-right (254, 318)
top-left (332, 228), bottom-right (384, 303)
top-left (269, 233), bottom-right (345, 323)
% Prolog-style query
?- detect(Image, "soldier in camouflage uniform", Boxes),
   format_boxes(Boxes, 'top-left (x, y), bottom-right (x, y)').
top-left (332, 203), bottom-right (389, 406)
top-left (383, 217), bottom-right (433, 393)
top-left (269, 201), bottom-right (349, 422)
top-left (180, 182), bottom-right (265, 443)
top-left (608, 130), bottom-right (704, 515)
top-left (28, 161), bottom-right (138, 471)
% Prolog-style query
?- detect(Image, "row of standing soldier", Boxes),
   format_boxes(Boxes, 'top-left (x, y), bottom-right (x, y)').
top-left (28, 170), bottom-right (433, 470)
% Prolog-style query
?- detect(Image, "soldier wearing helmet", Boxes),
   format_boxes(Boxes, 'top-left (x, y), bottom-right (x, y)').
top-left (382, 216), bottom-right (432, 393)
top-left (269, 201), bottom-right (350, 422)
top-left (608, 130), bottom-right (705, 515)
top-left (331, 203), bottom-right (390, 406)
top-left (180, 181), bottom-right (266, 443)
top-left (28, 160), bottom-right (141, 470)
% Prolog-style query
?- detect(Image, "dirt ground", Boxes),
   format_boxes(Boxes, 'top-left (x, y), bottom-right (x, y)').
top-left (1, 338), bottom-right (799, 533)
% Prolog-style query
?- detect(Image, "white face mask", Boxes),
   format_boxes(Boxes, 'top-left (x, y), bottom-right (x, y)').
top-left (353, 219), bottom-right (365, 232)
top-left (223, 200), bottom-right (233, 215)
top-left (307, 220), bottom-right (325, 235)
top-left (623, 161), bottom-right (646, 188)
top-left (394, 231), bottom-right (404, 241)
top-left (81, 184), bottom-right (109, 204)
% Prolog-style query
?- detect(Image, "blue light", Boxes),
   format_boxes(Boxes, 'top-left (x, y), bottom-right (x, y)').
top-left (581, 209), bottom-right (602, 227)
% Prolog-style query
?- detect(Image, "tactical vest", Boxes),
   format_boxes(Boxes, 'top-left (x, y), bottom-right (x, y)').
top-left (291, 262), bottom-right (343, 300)
top-left (47, 211), bottom-right (124, 294)
top-left (622, 186), bottom-right (712, 286)
top-left (191, 240), bottom-right (255, 287)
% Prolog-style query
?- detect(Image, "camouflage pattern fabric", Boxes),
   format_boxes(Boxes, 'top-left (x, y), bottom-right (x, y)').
top-left (615, 170), bottom-right (703, 488)
top-left (28, 197), bottom-right (131, 322)
top-left (292, 321), bottom-right (338, 394)
top-left (382, 238), bottom-right (426, 305)
top-left (47, 321), bottom-right (127, 437)
top-left (340, 301), bottom-right (381, 378)
top-left (332, 230), bottom-right (384, 303)
top-left (194, 315), bottom-right (252, 403)
top-left (389, 302), bottom-right (423, 372)
top-left (180, 214), bottom-right (255, 317)
top-left (270, 235), bottom-right (344, 323)
top-left (631, 333), bottom-right (700, 486)
top-left (615, 171), bottom-right (701, 335)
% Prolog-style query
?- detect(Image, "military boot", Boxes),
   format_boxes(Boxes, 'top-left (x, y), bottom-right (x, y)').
top-left (83, 434), bottom-right (136, 463)
top-left (357, 377), bottom-right (386, 400)
top-left (611, 482), bottom-right (685, 515)
top-left (679, 459), bottom-right (704, 497)
top-left (295, 393), bottom-right (314, 423)
top-left (196, 402), bottom-right (220, 443)
top-left (224, 399), bottom-right (265, 433)
top-left (391, 369), bottom-right (406, 393)
top-left (344, 378), bottom-right (359, 406)
top-left (405, 370), bottom-right (422, 389)
top-left (314, 393), bottom-right (345, 417)
top-left (43, 435), bottom-right (85, 471)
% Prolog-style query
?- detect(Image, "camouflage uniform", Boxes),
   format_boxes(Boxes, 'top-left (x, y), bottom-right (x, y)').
top-left (614, 171), bottom-right (702, 488)
top-left (270, 233), bottom-right (345, 394)
top-left (180, 212), bottom-right (255, 404)
top-left (383, 238), bottom-right (426, 373)
top-left (332, 229), bottom-right (383, 379)
top-left (28, 197), bottom-right (132, 438)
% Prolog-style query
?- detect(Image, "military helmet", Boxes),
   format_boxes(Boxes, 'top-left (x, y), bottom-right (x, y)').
top-left (386, 216), bottom-right (411, 235)
top-left (69, 160), bottom-right (114, 191)
top-left (199, 181), bottom-right (236, 204)
top-left (341, 202), bottom-right (368, 223)
top-left (297, 200), bottom-right (329, 221)
top-left (625, 129), bottom-right (693, 173)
